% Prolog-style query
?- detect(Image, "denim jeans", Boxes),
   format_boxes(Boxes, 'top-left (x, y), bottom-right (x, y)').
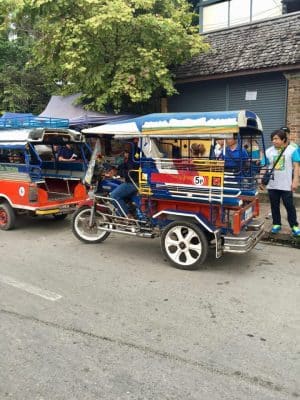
top-left (268, 189), bottom-right (298, 228)
top-left (110, 182), bottom-right (137, 216)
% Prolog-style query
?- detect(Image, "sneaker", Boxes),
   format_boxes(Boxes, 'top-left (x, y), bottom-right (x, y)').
top-left (271, 225), bottom-right (281, 234)
top-left (292, 226), bottom-right (300, 237)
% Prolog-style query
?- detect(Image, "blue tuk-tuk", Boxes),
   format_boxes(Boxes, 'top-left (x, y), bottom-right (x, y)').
top-left (72, 110), bottom-right (266, 270)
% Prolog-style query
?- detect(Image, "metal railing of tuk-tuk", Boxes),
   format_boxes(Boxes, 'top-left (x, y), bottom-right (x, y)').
top-left (0, 116), bottom-right (69, 129)
top-left (138, 157), bottom-right (251, 207)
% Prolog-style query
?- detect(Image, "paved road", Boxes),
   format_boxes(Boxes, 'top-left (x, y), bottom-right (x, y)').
top-left (0, 215), bottom-right (299, 400)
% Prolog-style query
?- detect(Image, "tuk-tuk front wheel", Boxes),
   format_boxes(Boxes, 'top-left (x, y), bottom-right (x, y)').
top-left (161, 221), bottom-right (208, 270)
top-left (0, 202), bottom-right (16, 231)
top-left (72, 206), bottom-right (110, 243)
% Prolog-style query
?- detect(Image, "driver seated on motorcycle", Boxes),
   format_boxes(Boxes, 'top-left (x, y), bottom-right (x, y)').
top-left (110, 139), bottom-right (140, 217)
top-left (103, 165), bottom-right (118, 178)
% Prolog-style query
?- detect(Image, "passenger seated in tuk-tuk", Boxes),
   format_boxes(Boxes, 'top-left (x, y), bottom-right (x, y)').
top-left (243, 138), bottom-right (262, 173)
top-left (220, 138), bottom-right (249, 170)
top-left (8, 151), bottom-right (25, 164)
top-left (52, 144), bottom-right (60, 160)
top-left (190, 143), bottom-right (206, 157)
top-left (58, 144), bottom-right (78, 161)
top-left (244, 139), bottom-right (260, 160)
top-left (213, 139), bottom-right (225, 159)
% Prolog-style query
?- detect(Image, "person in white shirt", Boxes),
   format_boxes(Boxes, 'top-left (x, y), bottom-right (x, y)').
top-left (264, 129), bottom-right (300, 236)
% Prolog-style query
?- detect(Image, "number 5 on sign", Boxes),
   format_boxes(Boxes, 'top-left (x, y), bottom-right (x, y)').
top-left (194, 176), bottom-right (205, 185)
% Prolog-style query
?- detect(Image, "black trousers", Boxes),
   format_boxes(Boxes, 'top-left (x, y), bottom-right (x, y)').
top-left (268, 189), bottom-right (298, 228)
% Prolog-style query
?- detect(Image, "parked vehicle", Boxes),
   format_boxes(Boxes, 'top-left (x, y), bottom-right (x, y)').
top-left (0, 117), bottom-right (90, 230)
top-left (72, 111), bottom-right (266, 270)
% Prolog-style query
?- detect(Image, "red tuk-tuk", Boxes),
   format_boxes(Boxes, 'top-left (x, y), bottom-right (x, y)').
top-left (0, 116), bottom-right (90, 229)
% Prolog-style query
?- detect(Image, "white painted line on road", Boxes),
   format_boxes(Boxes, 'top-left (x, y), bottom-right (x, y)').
top-left (0, 274), bottom-right (62, 301)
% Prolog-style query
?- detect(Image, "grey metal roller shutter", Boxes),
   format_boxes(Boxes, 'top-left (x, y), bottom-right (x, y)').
top-left (168, 80), bottom-right (227, 112)
top-left (228, 73), bottom-right (287, 148)
top-left (170, 72), bottom-right (287, 148)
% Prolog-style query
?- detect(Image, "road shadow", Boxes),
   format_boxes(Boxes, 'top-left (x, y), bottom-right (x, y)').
top-left (6, 215), bottom-right (268, 277)
top-left (13, 214), bottom-right (71, 232)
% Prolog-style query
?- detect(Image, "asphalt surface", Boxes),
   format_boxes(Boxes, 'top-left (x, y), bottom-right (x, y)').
top-left (0, 215), bottom-right (299, 400)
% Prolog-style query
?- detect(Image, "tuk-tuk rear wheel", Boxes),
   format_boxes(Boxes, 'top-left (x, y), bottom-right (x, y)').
top-left (0, 202), bottom-right (16, 231)
top-left (72, 206), bottom-right (110, 243)
top-left (161, 221), bottom-right (208, 270)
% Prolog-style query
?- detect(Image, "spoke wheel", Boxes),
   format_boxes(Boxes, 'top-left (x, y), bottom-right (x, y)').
top-left (72, 206), bottom-right (110, 243)
top-left (0, 202), bottom-right (16, 231)
top-left (161, 221), bottom-right (208, 270)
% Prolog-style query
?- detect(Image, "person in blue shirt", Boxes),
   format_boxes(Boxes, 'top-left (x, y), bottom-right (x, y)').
top-left (58, 144), bottom-right (78, 161)
top-left (219, 138), bottom-right (249, 170)
top-left (110, 140), bottom-right (140, 217)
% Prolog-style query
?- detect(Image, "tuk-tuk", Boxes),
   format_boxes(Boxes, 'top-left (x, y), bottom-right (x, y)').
top-left (72, 110), bottom-right (266, 270)
top-left (0, 116), bottom-right (90, 230)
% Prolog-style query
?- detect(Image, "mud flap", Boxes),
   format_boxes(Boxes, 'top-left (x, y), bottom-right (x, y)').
top-left (214, 229), bottom-right (223, 258)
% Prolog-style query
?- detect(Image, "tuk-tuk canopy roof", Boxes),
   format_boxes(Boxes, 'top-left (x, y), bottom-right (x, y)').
top-left (82, 110), bottom-right (263, 138)
top-left (0, 128), bottom-right (83, 147)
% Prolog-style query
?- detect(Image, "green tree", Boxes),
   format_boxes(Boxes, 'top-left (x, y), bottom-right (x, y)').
top-left (187, 0), bottom-right (199, 12)
top-left (0, 37), bottom-right (55, 114)
top-left (16, 0), bottom-right (208, 112)
top-left (0, 0), bottom-right (55, 114)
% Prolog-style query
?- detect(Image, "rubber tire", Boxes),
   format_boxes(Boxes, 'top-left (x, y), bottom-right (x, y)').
top-left (72, 206), bottom-right (110, 244)
top-left (0, 202), bottom-right (16, 231)
top-left (161, 221), bottom-right (208, 270)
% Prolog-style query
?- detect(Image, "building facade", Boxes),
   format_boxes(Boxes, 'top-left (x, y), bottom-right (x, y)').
top-left (168, 8), bottom-right (300, 146)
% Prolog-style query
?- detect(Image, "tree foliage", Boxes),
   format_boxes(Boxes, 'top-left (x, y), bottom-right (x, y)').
top-left (1, 0), bottom-right (208, 113)
top-left (0, 0), bottom-right (55, 114)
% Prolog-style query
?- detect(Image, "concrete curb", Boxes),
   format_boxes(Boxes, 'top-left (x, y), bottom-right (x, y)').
top-left (261, 230), bottom-right (300, 248)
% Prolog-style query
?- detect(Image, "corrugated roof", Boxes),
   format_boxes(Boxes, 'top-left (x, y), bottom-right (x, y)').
top-left (175, 12), bottom-right (300, 82)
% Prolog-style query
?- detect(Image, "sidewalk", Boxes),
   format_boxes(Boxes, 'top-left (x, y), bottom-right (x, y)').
top-left (258, 191), bottom-right (300, 248)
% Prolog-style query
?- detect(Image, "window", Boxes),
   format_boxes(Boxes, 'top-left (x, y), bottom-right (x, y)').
top-left (200, 0), bottom-right (283, 32)
top-left (202, 0), bottom-right (252, 29)
top-left (202, 2), bottom-right (228, 32)
top-left (252, 0), bottom-right (282, 21)
top-left (230, 0), bottom-right (251, 26)
top-left (282, 0), bottom-right (300, 13)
